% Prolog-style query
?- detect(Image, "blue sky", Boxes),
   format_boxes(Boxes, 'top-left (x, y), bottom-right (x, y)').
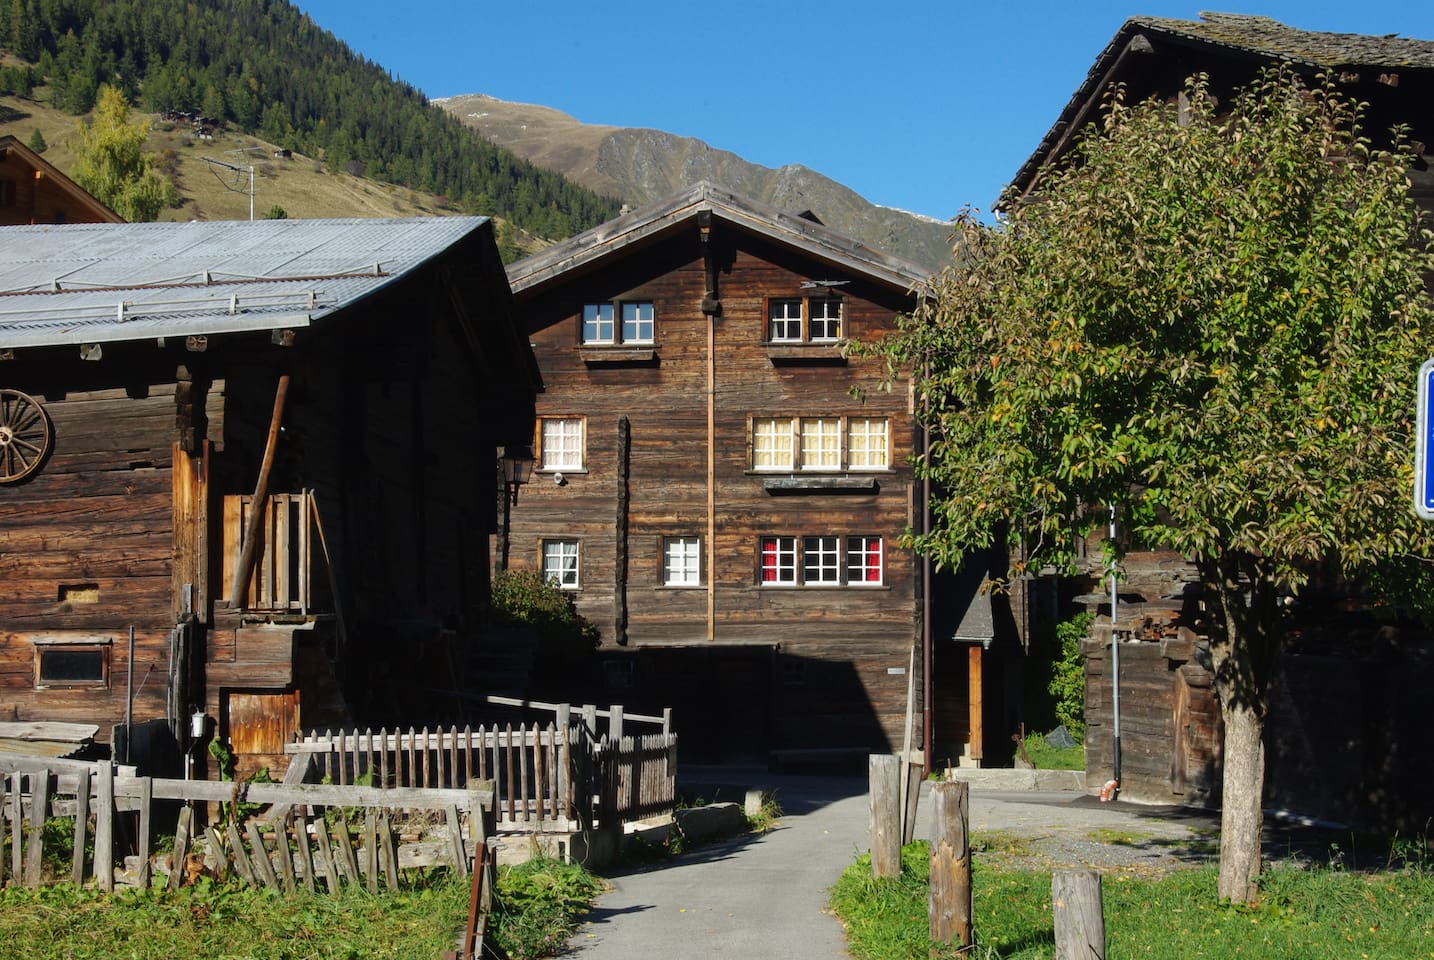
top-left (293, 2), bottom-right (1434, 222)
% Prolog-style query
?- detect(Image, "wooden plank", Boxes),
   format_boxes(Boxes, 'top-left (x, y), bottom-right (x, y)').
top-left (135, 776), bottom-right (151, 889)
top-left (445, 804), bottom-right (468, 879)
top-left (0, 772), bottom-right (6, 885)
top-left (968, 644), bottom-right (984, 761)
top-left (95, 763), bottom-right (114, 892)
top-left (378, 813), bottom-right (399, 890)
top-left (245, 821), bottom-right (281, 890)
top-left (311, 811), bottom-right (341, 896)
top-left (226, 821), bottom-right (257, 887)
top-left (70, 767), bottom-right (90, 886)
top-left (292, 809), bottom-right (315, 889)
top-left (202, 825), bottom-right (228, 881)
top-left (168, 805), bottom-right (192, 891)
top-left (128, 776), bottom-right (493, 810)
top-left (25, 770), bottom-right (50, 888)
top-left (7, 772), bottom-right (19, 882)
top-left (333, 817), bottom-right (361, 888)
top-left (364, 811), bottom-right (377, 894)
top-left (272, 813), bottom-right (296, 893)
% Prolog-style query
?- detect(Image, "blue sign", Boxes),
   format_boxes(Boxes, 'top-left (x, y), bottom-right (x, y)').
top-left (1417, 359), bottom-right (1434, 520)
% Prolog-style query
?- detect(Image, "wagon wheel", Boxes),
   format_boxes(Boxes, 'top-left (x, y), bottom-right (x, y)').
top-left (0, 389), bottom-right (53, 484)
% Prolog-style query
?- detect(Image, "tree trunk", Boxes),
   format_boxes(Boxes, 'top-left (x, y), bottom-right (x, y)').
top-left (1217, 696), bottom-right (1265, 904)
top-left (1203, 555), bottom-right (1278, 907)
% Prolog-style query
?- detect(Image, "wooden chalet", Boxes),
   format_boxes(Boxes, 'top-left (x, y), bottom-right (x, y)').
top-left (0, 134), bottom-right (122, 225)
top-left (500, 183), bottom-right (992, 766)
top-left (0, 217), bottom-right (537, 778)
top-left (1004, 14), bottom-right (1434, 827)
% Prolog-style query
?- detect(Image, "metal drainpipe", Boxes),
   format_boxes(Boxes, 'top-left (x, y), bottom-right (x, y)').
top-left (1103, 503), bottom-right (1122, 801)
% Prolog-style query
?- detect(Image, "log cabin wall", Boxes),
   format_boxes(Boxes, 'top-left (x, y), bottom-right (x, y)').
top-left (507, 221), bottom-right (922, 759)
top-left (0, 343), bottom-right (220, 749)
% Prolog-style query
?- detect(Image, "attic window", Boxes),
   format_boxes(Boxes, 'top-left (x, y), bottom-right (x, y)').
top-left (582, 301), bottom-right (654, 345)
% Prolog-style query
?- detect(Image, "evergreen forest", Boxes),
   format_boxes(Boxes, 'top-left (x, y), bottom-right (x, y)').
top-left (0, 0), bottom-right (621, 239)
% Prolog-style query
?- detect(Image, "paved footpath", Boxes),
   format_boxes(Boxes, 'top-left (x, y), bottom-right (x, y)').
top-left (561, 770), bottom-right (1208, 960)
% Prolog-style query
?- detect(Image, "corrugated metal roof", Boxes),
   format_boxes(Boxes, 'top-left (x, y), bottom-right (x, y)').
top-left (0, 216), bottom-right (488, 348)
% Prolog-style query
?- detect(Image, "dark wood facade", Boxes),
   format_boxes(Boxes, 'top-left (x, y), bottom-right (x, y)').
top-left (0, 217), bottom-right (536, 778)
top-left (502, 185), bottom-right (947, 763)
top-left (0, 135), bottom-right (121, 225)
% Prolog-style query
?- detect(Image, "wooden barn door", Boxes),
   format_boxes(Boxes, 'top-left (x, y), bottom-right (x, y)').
top-left (224, 689), bottom-right (300, 779)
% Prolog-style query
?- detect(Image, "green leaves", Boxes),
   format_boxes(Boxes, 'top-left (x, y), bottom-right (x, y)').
top-left (873, 70), bottom-right (1434, 593)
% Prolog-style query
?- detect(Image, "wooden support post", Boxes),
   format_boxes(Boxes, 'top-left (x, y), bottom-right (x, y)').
top-left (293, 812), bottom-right (316, 893)
top-left (273, 814), bottom-right (297, 893)
top-left (928, 780), bottom-right (972, 947)
top-left (334, 817), bottom-right (361, 887)
top-left (311, 813), bottom-right (340, 895)
top-left (96, 763), bottom-right (114, 892)
top-left (445, 804), bottom-right (468, 879)
top-left (968, 643), bottom-right (985, 763)
top-left (169, 804), bottom-right (193, 890)
top-left (609, 705), bottom-right (624, 742)
top-left (71, 767), bottom-right (90, 886)
top-left (26, 770), bottom-right (50, 888)
top-left (869, 754), bottom-right (902, 879)
top-left (364, 810), bottom-right (378, 893)
top-left (1053, 870), bottom-right (1106, 960)
top-left (0, 773), bottom-right (6, 885)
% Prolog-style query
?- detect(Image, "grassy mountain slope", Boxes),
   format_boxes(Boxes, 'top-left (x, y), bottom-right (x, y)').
top-left (440, 94), bottom-right (955, 272)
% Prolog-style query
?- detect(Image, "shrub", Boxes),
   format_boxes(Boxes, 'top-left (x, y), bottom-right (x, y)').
top-left (1050, 612), bottom-right (1091, 739)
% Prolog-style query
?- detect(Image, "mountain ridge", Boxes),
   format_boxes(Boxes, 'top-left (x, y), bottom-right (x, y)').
top-left (438, 93), bottom-right (953, 271)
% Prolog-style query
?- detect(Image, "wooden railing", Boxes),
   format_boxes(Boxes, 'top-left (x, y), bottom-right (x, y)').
top-left (0, 754), bottom-right (494, 893)
top-left (221, 492), bottom-right (313, 611)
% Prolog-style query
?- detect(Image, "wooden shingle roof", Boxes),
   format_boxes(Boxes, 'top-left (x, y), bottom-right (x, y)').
top-left (1003, 12), bottom-right (1434, 207)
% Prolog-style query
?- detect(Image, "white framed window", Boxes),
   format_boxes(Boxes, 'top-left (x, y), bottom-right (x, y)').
top-left (846, 536), bottom-right (884, 585)
top-left (768, 299), bottom-right (803, 342)
top-left (803, 536), bottom-right (840, 584)
top-left (663, 536), bottom-right (702, 586)
top-left (809, 298), bottom-right (842, 340)
top-left (799, 418), bottom-right (841, 471)
top-left (759, 535), bottom-right (884, 587)
top-left (846, 418), bottom-right (889, 470)
top-left (582, 303), bottom-right (615, 344)
top-left (752, 417), bottom-right (795, 470)
top-left (750, 416), bottom-right (890, 472)
top-left (759, 536), bottom-right (797, 584)
top-left (542, 539), bottom-right (580, 590)
top-left (540, 417), bottom-right (584, 471)
top-left (622, 302), bottom-right (654, 343)
top-left (767, 296), bottom-right (845, 343)
top-left (584, 301), bottom-right (654, 345)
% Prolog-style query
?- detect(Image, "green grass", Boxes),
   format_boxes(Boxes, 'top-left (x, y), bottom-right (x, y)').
top-left (0, 858), bottom-right (601, 960)
top-left (829, 842), bottom-right (1434, 960)
top-left (1020, 731), bottom-right (1085, 770)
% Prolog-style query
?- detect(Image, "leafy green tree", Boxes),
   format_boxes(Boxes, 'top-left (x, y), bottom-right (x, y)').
top-left (869, 71), bottom-right (1434, 904)
top-left (71, 84), bottom-right (178, 221)
top-left (26, 127), bottom-right (46, 153)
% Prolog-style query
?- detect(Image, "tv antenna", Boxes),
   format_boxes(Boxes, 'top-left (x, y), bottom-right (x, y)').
top-left (202, 156), bottom-right (255, 221)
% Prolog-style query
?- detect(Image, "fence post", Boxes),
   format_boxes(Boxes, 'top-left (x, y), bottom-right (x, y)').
top-left (929, 780), bottom-right (972, 948)
top-left (582, 704), bottom-right (597, 741)
top-left (869, 754), bottom-right (902, 878)
top-left (25, 770), bottom-right (50, 888)
top-left (609, 704), bottom-right (624, 742)
top-left (71, 767), bottom-right (91, 886)
top-left (8, 772), bottom-right (20, 882)
top-left (661, 707), bottom-right (673, 736)
top-left (96, 762), bottom-right (115, 892)
top-left (136, 776), bottom-right (152, 889)
top-left (1053, 870), bottom-right (1106, 960)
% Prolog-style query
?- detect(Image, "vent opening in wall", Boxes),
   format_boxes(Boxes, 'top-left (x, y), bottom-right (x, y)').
top-left (59, 583), bottom-right (100, 604)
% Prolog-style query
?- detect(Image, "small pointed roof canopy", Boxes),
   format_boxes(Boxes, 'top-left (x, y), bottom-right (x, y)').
top-left (507, 181), bottom-right (933, 297)
top-left (1002, 12), bottom-right (1434, 208)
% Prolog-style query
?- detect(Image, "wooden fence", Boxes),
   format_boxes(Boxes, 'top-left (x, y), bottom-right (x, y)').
top-left (0, 754), bottom-right (494, 894)
top-left (287, 713), bottom-right (678, 837)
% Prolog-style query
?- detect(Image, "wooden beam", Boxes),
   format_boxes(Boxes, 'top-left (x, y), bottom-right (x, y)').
top-left (968, 644), bottom-right (984, 762)
top-left (228, 373), bottom-right (290, 608)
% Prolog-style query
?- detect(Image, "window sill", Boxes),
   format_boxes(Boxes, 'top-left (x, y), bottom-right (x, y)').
top-left (766, 343), bottom-right (846, 365)
top-left (581, 347), bottom-right (658, 366)
top-left (759, 475), bottom-right (880, 494)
